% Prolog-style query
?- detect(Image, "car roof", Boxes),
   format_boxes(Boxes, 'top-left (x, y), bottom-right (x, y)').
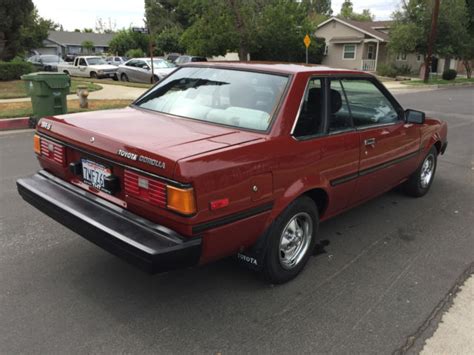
top-left (183, 61), bottom-right (367, 75)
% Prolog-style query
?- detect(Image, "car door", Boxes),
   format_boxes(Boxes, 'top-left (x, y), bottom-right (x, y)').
top-left (135, 60), bottom-right (150, 83)
top-left (78, 58), bottom-right (88, 77)
top-left (292, 77), bottom-right (360, 216)
top-left (339, 78), bottom-right (421, 204)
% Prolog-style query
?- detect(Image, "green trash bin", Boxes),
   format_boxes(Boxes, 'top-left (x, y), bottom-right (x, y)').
top-left (21, 72), bottom-right (70, 120)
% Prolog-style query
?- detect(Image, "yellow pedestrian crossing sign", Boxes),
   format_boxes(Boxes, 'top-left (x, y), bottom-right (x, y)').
top-left (304, 34), bottom-right (311, 48)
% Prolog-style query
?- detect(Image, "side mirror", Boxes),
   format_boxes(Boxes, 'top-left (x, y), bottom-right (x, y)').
top-left (405, 109), bottom-right (425, 124)
top-left (143, 65), bottom-right (150, 70)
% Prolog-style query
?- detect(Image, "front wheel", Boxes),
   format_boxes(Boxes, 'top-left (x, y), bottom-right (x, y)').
top-left (261, 196), bottom-right (318, 284)
top-left (90, 72), bottom-right (98, 79)
top-left (402, 146), bottom-right (437, 197)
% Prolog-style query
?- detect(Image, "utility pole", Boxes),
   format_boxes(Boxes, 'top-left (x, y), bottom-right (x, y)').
top-left (424, 0), bottom-right (440, 83)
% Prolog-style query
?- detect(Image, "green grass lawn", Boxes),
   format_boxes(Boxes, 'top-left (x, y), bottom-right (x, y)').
top-left (0, 80), bottom-right (102, 99)
top-left (402, 78), bottom-right (474, 86)
top-left (0, 99), bottom-right (132, 119)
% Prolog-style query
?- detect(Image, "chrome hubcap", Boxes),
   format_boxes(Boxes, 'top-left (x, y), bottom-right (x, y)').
top-left (420, 155), bottom-right (434, 188)
top-left (279, 212), bottom-right (313, 270)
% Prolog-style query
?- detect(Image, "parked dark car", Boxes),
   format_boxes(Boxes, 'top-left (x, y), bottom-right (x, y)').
top-left (27, 55), bottom-right (65, 72)
top-left (174, 55), bottom-right (207, 65)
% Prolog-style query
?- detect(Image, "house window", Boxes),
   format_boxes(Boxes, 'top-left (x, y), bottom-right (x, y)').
top-left (324, 45), bottom-right (329, 55)
top-left (396, 53), bottom-right (407, 61)
top-left (416, 54), bottom-right (423, 62)
top-left (343, 44), bottom-right (356, 60)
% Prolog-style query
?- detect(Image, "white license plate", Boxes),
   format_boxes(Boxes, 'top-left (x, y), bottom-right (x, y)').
top-left (82, 159), bottom-right (112, 192)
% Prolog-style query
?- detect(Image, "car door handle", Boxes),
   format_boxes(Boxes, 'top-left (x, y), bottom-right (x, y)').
top-left (364, 138), bottom-right (376, 146)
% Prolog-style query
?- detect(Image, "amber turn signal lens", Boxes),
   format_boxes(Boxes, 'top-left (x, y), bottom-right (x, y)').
top-left (166, 185), bottom-right (196, 215)
top-left (33, 135), bottom-right (41, 154)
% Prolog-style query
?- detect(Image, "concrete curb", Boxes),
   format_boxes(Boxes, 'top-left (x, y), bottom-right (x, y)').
top-left (400, 82), bottom-right (474, 89)
top-left (0, 117), bottom-right (35, 131)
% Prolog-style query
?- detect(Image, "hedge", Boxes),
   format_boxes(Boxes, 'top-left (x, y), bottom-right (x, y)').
top-left (0, 61), bottom-right (35, 81)
top-left (442, 69), bottom-right (457, 80)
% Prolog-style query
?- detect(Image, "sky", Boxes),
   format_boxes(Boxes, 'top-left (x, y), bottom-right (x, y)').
top-left (34, 0), bottom-right (400, 32)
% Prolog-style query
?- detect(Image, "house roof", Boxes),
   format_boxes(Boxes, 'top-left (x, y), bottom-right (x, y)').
top-left (47, 31), bottom-right (115, 47)
top-left (317, 17), bottom-right (394, 42)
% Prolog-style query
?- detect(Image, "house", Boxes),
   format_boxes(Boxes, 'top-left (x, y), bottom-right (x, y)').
top-left (315, 17), bottom-right (463, 75)
top-left (34, 31), bottom-right (115, 57)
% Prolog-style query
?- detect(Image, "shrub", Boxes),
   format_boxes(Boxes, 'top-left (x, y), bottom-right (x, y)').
top-left (125, 48), bottom-right (145, 58)
top-left (377, 63), bottom-right (413, 78)
top-left (377, 63), bottom-right (398, 77)
top-left (0, 61), bottom-right (35, 81)
top-left (442, 69), bottom-right (457, 80)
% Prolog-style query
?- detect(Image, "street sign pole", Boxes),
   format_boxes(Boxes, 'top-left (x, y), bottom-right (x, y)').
top-left (303, 34), bottom-right (311, 64)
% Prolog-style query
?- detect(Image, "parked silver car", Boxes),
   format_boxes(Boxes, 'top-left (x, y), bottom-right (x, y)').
top-left (106, 56), bottom-right (127, 66)
top-left (117, 58), bottom-right (176, 83)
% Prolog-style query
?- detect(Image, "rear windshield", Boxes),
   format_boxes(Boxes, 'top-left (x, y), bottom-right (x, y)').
top-left (135, 67), bottom-right (289, 131)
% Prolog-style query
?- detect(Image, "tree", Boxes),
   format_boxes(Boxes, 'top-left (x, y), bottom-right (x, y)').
top-left (19, 7), bottom-right (59, 54)
top-left (155, 26), bottom-right (185, 54)
top-left (389, 0), bottom-right (472, 77)
top-left (108, 29), bottom-right (149, 56)
top-left (339, 0), bottom-right (373, 21)
top-left (460, 0), bottom-right (474, 77)
top-left (83, 28), bottom-right (94, 33)
top-left (81, 40), bottom-right (94, 54)
top-left (0, 0), bottom-right (34, 60)
top-left (252, 0), bottom-right (325, 63)
top-left (95, 17), bottom-right (116, 34)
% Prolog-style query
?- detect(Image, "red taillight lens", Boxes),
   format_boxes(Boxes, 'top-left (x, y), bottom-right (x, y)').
top-left (124, 170), bottom-right (167, 207)
top-left (39, 137), bottom-right (66, 166)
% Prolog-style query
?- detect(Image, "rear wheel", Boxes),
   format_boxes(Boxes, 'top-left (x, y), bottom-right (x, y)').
top-left (63, 70), bottom-right (70, 76)
top-left (261, 196), bottom-right (318, 284)
top-left (121, 73), bottom-right (129, 82)
top-left (403, 146), bottom-right (437, 197)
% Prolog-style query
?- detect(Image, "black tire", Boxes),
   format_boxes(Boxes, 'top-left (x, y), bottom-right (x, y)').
top-left (63, 70), bottom-right (70, 76)
top-left (261, 196), bottom-right (319, 284)
top-left (112, 74), bottom-right (119, 81)
top-left (402, 146), bottom-right (438, 197)
top-left (90, 72), bottom-right (98, 79)
top-left (151, 75), bottom-right (159, 84)
top-left (121, 73), bottom-right (129, 82)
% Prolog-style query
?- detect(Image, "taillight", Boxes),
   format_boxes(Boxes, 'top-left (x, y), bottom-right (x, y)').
top-left (124, 170), bottom-right (196, 215)
top-left (167, 185), bottom-right (196, 215)
top-left (124, 170), bottom-right (167, 207)
top-left (33, 134), bottom-right (41, 154)
top-left (37, 136), bottom-right (66, 166)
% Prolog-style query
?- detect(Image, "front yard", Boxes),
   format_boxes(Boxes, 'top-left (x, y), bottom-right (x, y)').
top-left (0, 99), bottom-right (133, 119)
top-left (0, 80), bottom-right (102, 99)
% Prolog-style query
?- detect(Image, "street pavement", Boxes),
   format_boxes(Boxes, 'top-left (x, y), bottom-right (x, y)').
top-left (0, 87), bottom-right (473, 354)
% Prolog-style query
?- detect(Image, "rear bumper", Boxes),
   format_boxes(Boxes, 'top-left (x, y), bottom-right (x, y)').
top-left (16, 170), bottom-right (201, 273)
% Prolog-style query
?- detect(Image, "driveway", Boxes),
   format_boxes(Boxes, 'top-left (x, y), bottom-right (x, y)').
top-left (0, 87), bottom-right (472, 354)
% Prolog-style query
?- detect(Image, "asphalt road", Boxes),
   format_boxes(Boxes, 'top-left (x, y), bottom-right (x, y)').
top-left (1, 87), bottom-right (473, 354)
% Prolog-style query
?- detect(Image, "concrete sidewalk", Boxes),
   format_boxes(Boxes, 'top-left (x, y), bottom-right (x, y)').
top-left (0, 83), bottom-right (147, 103)
top-left (421, 275), bottom-right (474, 354)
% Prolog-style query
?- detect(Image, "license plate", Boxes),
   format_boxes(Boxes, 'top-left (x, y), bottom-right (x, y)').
top-left (81, 159), bottom-right (112, 192)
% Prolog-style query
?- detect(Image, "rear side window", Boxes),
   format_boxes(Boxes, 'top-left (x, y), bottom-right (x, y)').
top-left (293, 78), bottom-right (324, 137)
top-left (341, 79), bottom-right (399, 126)
top-left (328, 80), bottom-right (352, 132)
